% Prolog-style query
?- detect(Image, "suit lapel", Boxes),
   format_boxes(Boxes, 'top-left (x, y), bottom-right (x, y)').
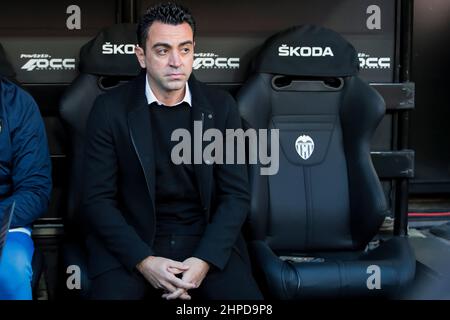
top-left (189, 76), bottom-right (214, 214)
top-left (127, 73), bottom-right (156, 209)
top-left (126, 74), bottom-right (215, 216)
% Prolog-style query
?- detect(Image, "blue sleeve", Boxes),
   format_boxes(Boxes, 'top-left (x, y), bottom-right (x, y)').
top-left (0, 86), bottom-right (52, 228)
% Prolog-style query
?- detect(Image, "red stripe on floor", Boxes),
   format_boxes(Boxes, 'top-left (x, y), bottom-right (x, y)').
top-left (408, 212), bottom-right (450, 217)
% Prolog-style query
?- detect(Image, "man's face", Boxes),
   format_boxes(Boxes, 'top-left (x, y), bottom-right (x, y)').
top-left (135, 21), bottom-right (194, 96)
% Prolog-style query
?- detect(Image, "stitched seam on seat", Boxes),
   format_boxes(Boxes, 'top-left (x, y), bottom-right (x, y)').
top-left (302, 166), bottom-right (307, 248)
top-left (289, 260), bottom-right (302, 298)
top-left (337, 260), bottom-right (344, 297)
top-left (283, 260), bottom-right (301, 299)
top-left (293, 262), bottom-right (302, 297)
top-left (281, 261), bottom-right (289, 299)
top-left (304, 167), bottom-right (312, 249)
top-left (308, 167), bottom-right (314, 248)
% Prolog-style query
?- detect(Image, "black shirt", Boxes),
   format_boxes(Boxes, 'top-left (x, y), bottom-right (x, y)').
top-left (149, 102), bottom-right (205, 236)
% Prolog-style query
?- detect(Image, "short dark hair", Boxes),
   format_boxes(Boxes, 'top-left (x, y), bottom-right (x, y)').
top-left (137, 2), bottom-right (196, 50)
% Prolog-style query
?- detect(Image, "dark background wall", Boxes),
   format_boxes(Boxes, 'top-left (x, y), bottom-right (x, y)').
top-left (410, 0), bottom-right (450, 194)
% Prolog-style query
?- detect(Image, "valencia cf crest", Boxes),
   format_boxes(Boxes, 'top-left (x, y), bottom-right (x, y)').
top-left (295, 135), bottom-right (314, 160)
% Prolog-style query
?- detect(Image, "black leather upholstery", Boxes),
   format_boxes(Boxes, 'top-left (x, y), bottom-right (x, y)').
top-left (237, 25), bottom-right (415, 298)
top-left (0, 43), bottom-right (15, 79)
top-left (31, 247), bottom-right (44, 298)
top-left (59, 24), bottom-right (140, 298)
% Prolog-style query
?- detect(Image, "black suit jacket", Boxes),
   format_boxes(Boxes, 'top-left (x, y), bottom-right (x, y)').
top-left (81, 73), bottom-right (251, 277)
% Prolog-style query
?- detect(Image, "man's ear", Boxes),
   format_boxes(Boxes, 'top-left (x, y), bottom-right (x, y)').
top-left (135, 45), bottom-right (146, 68)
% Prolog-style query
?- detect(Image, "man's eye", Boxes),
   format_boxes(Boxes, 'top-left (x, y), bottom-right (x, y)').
top-left (157, 49), bottom-right (168, 55)
top-left (181, 47), bottom-right (190, 54)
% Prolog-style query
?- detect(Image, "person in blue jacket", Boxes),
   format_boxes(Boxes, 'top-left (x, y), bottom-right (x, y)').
top-left (0, 76), bottom-right (52, 300)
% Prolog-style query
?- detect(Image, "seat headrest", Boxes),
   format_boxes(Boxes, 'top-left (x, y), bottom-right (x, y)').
top-left (253, 25), bottom-right (359, 77)
top-left (79, 23), bottom-right (142, 77)
top-left (0, 43), bottom-right (16, 79)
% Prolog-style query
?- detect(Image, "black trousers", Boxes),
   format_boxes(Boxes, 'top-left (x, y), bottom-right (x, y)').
top-left (89, 235), bottom-right (263, 300)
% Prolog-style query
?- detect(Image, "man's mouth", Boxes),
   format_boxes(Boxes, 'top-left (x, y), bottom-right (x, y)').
top-left (167, 73), bottom-right (184, 79)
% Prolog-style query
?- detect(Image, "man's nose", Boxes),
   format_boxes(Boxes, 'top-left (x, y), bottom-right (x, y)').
top-left (168, 51), bottom-right (182, 67)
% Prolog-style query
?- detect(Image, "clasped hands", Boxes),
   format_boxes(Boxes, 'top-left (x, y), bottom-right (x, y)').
top-left (137, 256), bottom-right (210, 300)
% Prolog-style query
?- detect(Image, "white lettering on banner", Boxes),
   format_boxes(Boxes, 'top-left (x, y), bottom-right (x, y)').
top-left (358, 53), bottom-right (391, 69)
top-left (20, 54), bottom-right (76, 71)
top-left (102, 42), bottom-right (136, 55)
top-left (193, 52), bottom-right (240, 70)
top-left (278, 44), bottom-right (334, 57)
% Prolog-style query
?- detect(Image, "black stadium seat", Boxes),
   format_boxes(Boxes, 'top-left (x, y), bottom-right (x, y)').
top-left (0, 43), bottom-right (15, 81)
top-left (59, 24), bottom-right (140, 298)
top-left (236, 25), bottom-right (416, 298)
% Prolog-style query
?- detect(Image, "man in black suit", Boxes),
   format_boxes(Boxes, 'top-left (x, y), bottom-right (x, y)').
top-left (82, 3), bottom-right (263, 300)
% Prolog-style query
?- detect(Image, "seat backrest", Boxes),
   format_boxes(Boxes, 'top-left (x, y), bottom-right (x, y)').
top-left (59, 23), bottom-right (141, 234)
top-left (0, 43), bottom-right (15, 80)
top-left (237, 25), bottom-right (388, 253)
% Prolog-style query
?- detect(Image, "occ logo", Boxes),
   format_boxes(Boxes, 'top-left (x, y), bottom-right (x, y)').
top-left (20, 54), bottom-right (75, 71)
top-left (358, 53), bottom-right (391, 69)
top-left (193, 52), bottom-right (240, 70)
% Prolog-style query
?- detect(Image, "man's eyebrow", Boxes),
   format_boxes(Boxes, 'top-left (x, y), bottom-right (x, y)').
top-left (152, 42), bottom-right (171, 49)
top-left (179, 40), bottom-right (193, 47)
top-left (152, 40), bottom-right (193, 49)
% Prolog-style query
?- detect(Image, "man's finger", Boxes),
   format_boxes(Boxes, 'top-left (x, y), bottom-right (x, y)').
top-left (163, 288), bottom-right (189, 300)
top-left (161, 290), bottom-right (190, 299)
top-left (167, 267), bottom-right (185, 275)
top-left (162, 289), bottom-right (192, 300)
top-left (180, 292), bottom-right (191, 300)
top-left (168, 274), bottom-right (196, 290)
top-left (160, 280), bottom-right (177, 293)
top-left (168, 260), bottom-right (190, 270)
top-left (181, 274), bottom-right (200, 289)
